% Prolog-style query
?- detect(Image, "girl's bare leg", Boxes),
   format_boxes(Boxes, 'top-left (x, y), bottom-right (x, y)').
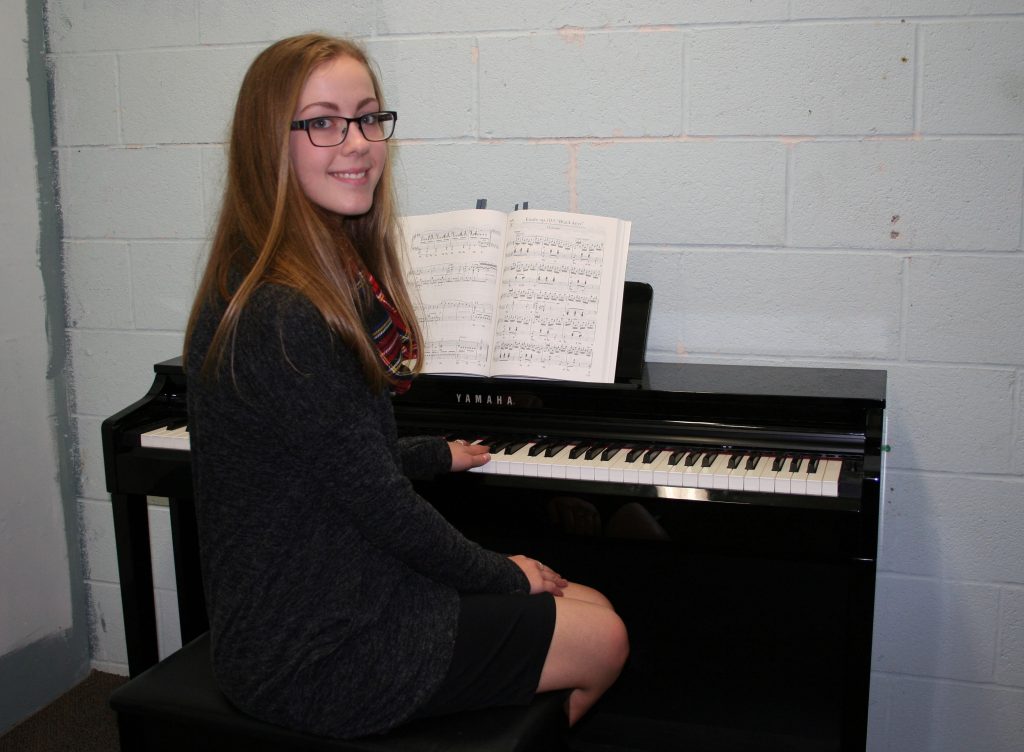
top-left (536, 582), bottom-right (628, 725)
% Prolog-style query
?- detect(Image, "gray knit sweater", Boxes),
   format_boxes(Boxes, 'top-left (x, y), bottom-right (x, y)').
top-left (186, 282), bottom-right (528, 738)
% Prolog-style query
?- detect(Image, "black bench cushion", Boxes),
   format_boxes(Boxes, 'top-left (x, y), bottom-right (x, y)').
top-left (110, 633), bottom-right (568, 752)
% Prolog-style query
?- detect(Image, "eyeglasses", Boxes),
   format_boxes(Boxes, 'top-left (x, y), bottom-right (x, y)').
top-left (290, 111), bottom-right (397, 147)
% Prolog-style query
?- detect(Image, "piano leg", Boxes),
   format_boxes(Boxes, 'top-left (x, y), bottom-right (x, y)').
top-left (110, 492), bottom-right (159, 676)
top-left (168, 495), bottom-right (208, 644)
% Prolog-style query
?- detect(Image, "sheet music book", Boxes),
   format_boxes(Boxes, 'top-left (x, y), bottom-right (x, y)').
top-left (399, 208), bottom-right (631, 383)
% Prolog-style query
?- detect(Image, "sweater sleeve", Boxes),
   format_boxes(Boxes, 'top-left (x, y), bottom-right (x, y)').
top-left (229, 286), bottom-right (527, 594)
top-left (397, 435), bottom-right (451, 480)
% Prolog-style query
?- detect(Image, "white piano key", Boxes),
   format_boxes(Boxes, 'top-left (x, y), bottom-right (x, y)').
top-left (605, 449), bottom-right (628, 483)
top-left (805, 459), bottom-right (826, 496)
top-left (619, 449), bottom-right (644, 484)
top-left (712, 456), bottom-right (737, 491)
top-left (742, 456), bottom-right (766, 493)
top-left (647, 451), bottom-right (674, 486)
top-left (561, 448), bottom-right (586, 480)
top-left (674, 451), bottom-right (702, 488)
top-left (592, 447), bottom-right (617, 483)
top-left (694, 453), bottom-right (713, 488)
top-left (634, 449), bottom-right (660, 485)
top-left (773, 466), bottom-right (793, 494)
top-left (822, 459), bottom-right (843, 497)
top-left (700, 454), bottom-right (727, 489)
top-left (757, 456), bottom-right (782, 494)
top-left (790, 458), bottom-right (810, 495)
top-left (724, 454), bottom-right (747, 491)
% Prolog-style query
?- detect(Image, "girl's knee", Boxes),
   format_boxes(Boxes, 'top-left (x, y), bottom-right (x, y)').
top-left (563, 581), bottom-right (615, 610)
top-left (572, 587), bottom-right (628, 664)
top-left (603, 611), bottom-right (629, 669)
top-left (581, 605), bottom-right (628, 675)
top-left (539, 601), bottom-right (628, 698)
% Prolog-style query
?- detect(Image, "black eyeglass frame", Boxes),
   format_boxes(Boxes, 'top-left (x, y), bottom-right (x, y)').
top-left (290, 111), bottom-right (398, 147)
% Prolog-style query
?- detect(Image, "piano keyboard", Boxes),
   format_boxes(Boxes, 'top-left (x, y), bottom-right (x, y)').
top-left (460, 437), bottom-right (847, 498)
top-left (141, 424), bottom-right (847, 498)
top-left (140, 422), bottom-right (190, 451)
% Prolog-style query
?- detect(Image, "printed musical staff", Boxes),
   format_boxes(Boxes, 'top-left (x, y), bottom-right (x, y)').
top-left (418, 300), bottom-right (493, 325)
top-left (407, 261), bottom-right (498, 287)
top-left (409, 228), bottom-right (502, 258)
top-left (424, 337), bottom-right (491, 368)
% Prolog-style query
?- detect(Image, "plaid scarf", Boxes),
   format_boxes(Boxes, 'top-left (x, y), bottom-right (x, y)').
top-left (356, 267), bottom-right (417, 394)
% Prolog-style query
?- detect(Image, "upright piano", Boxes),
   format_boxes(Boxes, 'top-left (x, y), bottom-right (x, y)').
top-left (102, 284), bottom-right (885, 752)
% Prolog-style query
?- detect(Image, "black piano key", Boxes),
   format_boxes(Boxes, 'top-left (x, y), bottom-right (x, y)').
top-left (528, 441), bottom-right (549, 457)
top-left (789, 457), bottom-right (803, 472)
top-left (772, 455), bottom-right (788, 472)
top-left (684, 451), bottom-right (702, 467)
top-left (727, 454), bottom-right (743, 469)
top-left (626, 447), bottom-right (646, 463)
top-left (569, 444), bottom-right (590, 460)
top-left (701, 452), bottom-right (719, 468)
top-left (668, 450), bottom-right (687, 466)
top-left (503, 440), bottom-right (529, 455)
top-left (584, 445), bottom-right (605, 461)
top-left (808, 458), bottom-right (820, 473)
top-left (745, 454), bottom-right (762, 470)
top-left (642, 448), bottom-right (662, 464)
top-left (544, 442), bottom-right (569, 458)
top-left (601, 446), bottom-right (621, 462)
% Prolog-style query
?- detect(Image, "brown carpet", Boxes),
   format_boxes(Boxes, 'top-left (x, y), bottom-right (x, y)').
top-left (0, 671), bottom-right (127, 752)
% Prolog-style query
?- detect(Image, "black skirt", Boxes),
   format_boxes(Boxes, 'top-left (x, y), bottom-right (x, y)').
top-left (412, 592), bottom-right (557, 718)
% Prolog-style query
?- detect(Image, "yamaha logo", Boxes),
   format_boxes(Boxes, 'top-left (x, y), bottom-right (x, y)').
top-left (454, 393), bottom-right (517, 407)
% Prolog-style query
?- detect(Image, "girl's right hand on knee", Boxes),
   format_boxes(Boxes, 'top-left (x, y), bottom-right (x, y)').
top-left (509, 555), bottom-right (568, 596)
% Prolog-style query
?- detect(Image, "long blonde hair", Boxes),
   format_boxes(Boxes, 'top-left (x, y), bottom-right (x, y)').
top-left (184, 34), bottom-right (422, 392)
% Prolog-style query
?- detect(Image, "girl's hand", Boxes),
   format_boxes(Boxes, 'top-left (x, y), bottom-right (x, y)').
top-left (508, 554), bottom-right (568, 596)
top-left (448, 440), bottom-right (490, 472)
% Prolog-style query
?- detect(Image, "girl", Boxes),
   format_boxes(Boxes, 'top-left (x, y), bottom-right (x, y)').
top-left (183, 34), bottom-right (627, 740)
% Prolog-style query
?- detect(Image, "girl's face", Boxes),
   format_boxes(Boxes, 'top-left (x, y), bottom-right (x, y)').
top-left (289, 55), bottom-right (387, 217)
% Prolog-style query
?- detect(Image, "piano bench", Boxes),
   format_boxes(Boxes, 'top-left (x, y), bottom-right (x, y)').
top-left (109, 632), bottom-right (569, 752)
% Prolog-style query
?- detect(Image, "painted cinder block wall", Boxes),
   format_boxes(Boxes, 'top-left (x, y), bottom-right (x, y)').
top-left (47, 1), bottom-right (1024, 750)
